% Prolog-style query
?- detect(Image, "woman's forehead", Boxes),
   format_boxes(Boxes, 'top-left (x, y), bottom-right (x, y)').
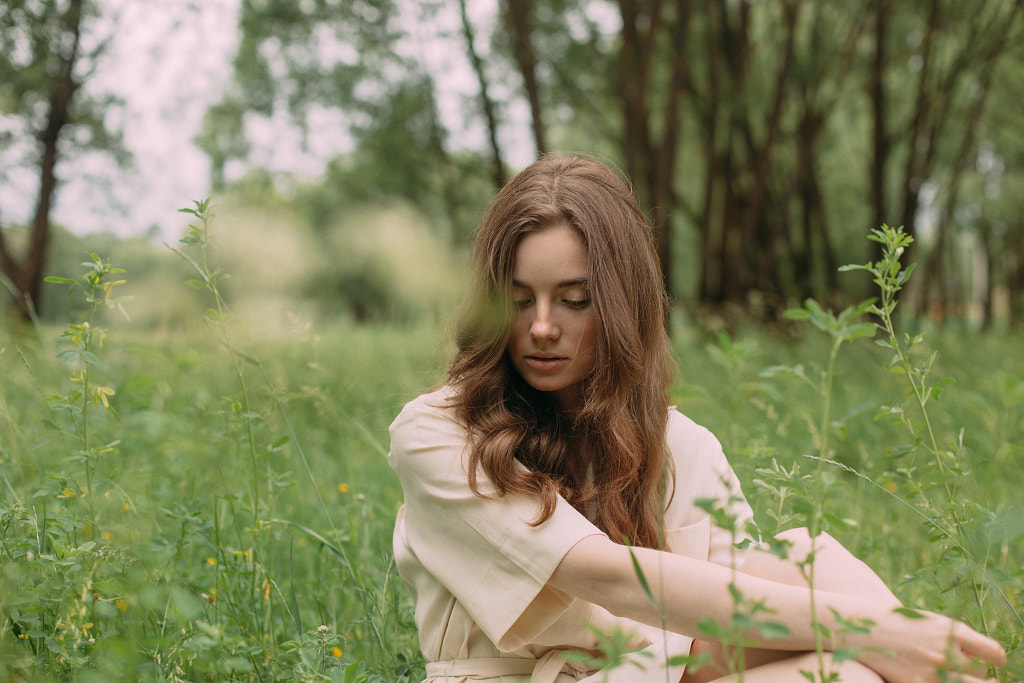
top-left (511, 224), bottom-right (588, 280)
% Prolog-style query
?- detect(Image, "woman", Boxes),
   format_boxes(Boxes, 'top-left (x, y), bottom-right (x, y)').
top-left (387, 154), bottom-right (1005, 683)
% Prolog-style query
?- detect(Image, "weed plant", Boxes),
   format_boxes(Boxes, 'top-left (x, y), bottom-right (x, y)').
top-left (672, 225), bottom-right (1022, 681)
top-left (1, 216), bottom-right (1021, 681)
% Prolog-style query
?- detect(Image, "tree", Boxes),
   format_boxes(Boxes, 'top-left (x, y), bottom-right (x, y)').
top-left (458, 0), bottom-right (506, 189)
top-left (503, 0), bottom-right (547, 155)
top-left (200, 0), bottom-right (487, 240)
top-left (0, 0), bottom-right (120, 323)
top-left (868, 0), bottom-right (1024, 322)
top-left (509, 0), bottom-right (1024, 323)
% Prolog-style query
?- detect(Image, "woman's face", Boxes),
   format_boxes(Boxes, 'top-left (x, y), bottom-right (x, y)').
top-left (506, 223), bottom-right (599, 411)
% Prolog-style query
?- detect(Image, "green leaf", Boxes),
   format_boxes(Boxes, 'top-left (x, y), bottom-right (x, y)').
top-left (697, 617), bottom-right (722, 638)
top-left (627, 545), bottom-right (657, 608)
top-left (44, 276), bottom-right (76, 284)
top-left (893, 607), bottom-right (927, 619)
top-left (760, 364), bottom-right (805, 380)
top-left (758, 620), bottom-right (791, 639)
top-left (185, 279), bottom-right (208, 290)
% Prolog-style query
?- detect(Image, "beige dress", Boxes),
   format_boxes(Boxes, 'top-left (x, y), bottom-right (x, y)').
top-left (389, 387), bottom-right (753, 683)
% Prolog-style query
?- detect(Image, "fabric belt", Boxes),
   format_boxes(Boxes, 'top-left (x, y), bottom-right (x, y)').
top-left (424, 650), bottom-right (594, 683)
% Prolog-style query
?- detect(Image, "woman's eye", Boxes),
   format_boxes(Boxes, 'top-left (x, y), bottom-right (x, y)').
top-left (563, 299), bottom-right (590, 310)
top-left (513, 299), bottom-right (533, 310)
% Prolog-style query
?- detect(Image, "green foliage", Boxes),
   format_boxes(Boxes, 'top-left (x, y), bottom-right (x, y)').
top-left (0, 206), bottom-right (433, 681)
top-left (2, 219), bottom-right (1021, 679)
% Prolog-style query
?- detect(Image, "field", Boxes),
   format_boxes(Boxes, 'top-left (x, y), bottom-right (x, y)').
top-left (1, 232), bottom-right (1022, 681)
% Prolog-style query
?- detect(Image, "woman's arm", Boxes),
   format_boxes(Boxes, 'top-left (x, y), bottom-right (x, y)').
top-left (549, 534), bottom-right (1006, 683)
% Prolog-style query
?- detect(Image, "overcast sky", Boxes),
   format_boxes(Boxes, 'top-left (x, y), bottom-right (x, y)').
top-left (6, 0), bottom-right (533, 241)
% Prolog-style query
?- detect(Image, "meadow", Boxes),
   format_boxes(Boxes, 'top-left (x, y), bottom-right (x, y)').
top-left (1, 218), bottom-right (1022, 682)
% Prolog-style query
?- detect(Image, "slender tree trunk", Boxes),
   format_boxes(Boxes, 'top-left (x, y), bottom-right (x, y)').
top-left (869, 0), bottom-right (890, 263)
top-left (0, 0), bottom-right (83, 322)
top-left (616, 0), bottom-right (695, 300)
top-left (616, 0), bottom-right (655, 208)
top-left (504, 0), bottom-right (546, 155)
top-left (897, 0), bottom-right (941, 243)
top-left (458, 0), bottom-right (505, 189)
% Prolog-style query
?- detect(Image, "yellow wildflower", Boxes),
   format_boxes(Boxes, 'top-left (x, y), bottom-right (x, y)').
top-left (332, 646), bottom-right (342, 658)
top-left (95, 386), bottom-right (115, 408)
top-left (337, 483), bottom-right (350, 493)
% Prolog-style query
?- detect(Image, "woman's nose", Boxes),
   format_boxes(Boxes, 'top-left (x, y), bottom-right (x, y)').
top-left (530, 306), bottom-right (559, 341)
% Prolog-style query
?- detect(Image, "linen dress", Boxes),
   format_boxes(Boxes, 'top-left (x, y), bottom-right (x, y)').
top-left (388, 387), bottom-right (754, 683)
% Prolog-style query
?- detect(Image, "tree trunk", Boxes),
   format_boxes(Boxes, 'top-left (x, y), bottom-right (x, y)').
top-left (0, 0), bottom-right (83, 323)
top-left (869, 0), bottom-right (891, 264)
top-left (504, 0), bottom-right (546, 155)
top-left (616, 0), bottom-right (694, 300)
top-left (458, 0), bottom-right (505, 189)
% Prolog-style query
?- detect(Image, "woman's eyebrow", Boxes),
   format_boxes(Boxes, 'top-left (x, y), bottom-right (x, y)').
top-left (511, 277), bottom-right (589, 288)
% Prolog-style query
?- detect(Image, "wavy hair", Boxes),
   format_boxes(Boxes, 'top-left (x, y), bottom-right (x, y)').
top-left (447, 154), bottom-right (675, 550)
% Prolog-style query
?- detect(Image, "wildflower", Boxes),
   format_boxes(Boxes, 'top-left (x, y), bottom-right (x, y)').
top-left (92, 592), bottom-right (100, 601)
top-left (337, 482), bottom-right (350, 493)
top-left (318, 625), bottom-right (329, 634)
top-left (95, 386), bottom-right (115, 408)
top-left (332, 646), bottom-right (343, 658)
top-left (100, 531), bottom-right (112, 543)
top-left (207, 557), bottom-right (217, 566)
top-left (122, 502), bottom-right (130, 512)
top-left (115, 598), bottom-right (128, 611)
top-left (58, 488), bottom-right (77, 499)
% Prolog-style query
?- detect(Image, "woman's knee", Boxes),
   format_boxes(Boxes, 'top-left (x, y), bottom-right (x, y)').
top-left (831, 657), bottom-right (886, 683)
top-left (745, 652), bottom-right (884, 683)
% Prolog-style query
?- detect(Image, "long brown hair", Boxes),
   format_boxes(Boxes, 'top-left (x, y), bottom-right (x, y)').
top-left (447, 154), bottom-right (675, 549)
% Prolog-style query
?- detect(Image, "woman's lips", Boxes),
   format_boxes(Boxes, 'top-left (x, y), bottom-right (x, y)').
top-left (524, 355), bottom-right (568, 371)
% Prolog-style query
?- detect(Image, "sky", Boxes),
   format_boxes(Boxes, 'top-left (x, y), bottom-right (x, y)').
top-left (4, 0), bottom-right (534, 241)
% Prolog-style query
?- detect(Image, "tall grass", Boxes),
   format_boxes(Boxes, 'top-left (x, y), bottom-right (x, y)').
top-left (1, 215), bottom-right (1021, 681)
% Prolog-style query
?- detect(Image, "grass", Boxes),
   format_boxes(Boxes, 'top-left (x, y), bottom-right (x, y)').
top-left (1, 223), bottom-right (1022, 681)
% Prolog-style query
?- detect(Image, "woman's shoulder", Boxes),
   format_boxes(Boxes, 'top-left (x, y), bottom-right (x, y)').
top-left (665, 406), bottom-right (718, 447)
top-left (388, 386), bottom-right (468, 460)
top-left (392, 385), bottom-right (457, 420)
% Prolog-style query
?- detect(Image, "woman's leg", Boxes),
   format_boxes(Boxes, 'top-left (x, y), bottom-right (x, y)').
top-left (696, 652), bottom-right (885, 683)
top-left (680, 527), bottom-right (900, 683)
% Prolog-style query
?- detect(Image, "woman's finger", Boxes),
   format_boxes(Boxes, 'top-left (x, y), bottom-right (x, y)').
top-left (954, 624), bottom-right (1007, 667)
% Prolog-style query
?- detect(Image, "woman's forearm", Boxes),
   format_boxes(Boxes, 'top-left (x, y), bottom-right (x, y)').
top-left (550, 534), bottom-right (1005, 682)
top-left (552, 534), bottom-right (875, 651)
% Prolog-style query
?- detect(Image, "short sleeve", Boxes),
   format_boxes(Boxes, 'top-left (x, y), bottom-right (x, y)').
top-left (388, 391), bottom-right (605, 650)
top-left (663, 409), bottom-right (754, 569)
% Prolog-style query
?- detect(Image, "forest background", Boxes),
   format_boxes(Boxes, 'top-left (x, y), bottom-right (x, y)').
top-left (1, 0), bottom-right (1023, 681)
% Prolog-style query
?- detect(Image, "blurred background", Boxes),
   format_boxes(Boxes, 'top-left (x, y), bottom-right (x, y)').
top-left (2, 0), bottom-right (1023, 332)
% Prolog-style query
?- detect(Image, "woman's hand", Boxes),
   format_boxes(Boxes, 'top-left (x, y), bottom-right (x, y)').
top-left (852, 609), bottom-right (1006, 683)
